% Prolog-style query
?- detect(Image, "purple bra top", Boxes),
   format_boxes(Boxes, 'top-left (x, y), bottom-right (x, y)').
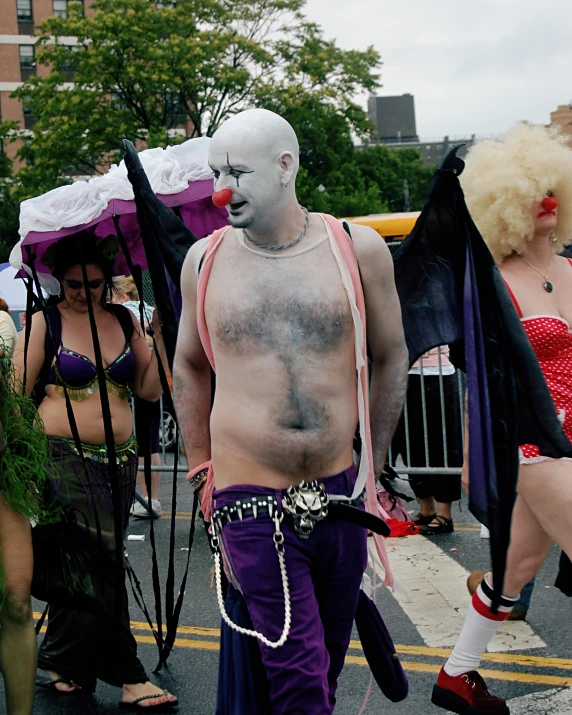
top-left (48, 343), bottom-right (136, 392)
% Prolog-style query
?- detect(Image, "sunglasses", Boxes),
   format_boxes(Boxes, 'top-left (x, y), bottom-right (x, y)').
top-left (63, 278), bottom-right (106, 290)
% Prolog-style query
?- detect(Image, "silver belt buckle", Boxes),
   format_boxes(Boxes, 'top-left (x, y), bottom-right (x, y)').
top-left (282, 480), bottom-right (329, 538)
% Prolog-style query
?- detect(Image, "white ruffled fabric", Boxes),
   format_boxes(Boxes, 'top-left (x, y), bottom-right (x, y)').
top-left (12, 137), bottom-right (214, 293)
top-left (16, 136), bottom-right (214, 242)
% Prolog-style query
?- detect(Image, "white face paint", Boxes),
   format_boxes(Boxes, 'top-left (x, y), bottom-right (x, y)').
top-left (209, 109), bottom-right (299, 230)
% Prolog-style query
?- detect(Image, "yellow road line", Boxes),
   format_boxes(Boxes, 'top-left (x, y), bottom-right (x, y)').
top-left (33, 613), bottom-right (572, 672)
top-left (135, 634), bottom-right (220, 651)
top-left (130, 620), bottom-right (219, 639)
top-left (131, 636), bottom-right (572, 687)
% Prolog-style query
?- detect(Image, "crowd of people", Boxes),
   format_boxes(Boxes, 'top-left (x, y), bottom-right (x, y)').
top-left (0, 112), bottom-right (571, 715)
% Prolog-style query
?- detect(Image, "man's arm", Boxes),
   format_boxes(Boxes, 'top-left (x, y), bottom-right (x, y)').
top-left (351, 224), bottom-right (409, 477)
top-left (173, 239), bottom-right (212, 471)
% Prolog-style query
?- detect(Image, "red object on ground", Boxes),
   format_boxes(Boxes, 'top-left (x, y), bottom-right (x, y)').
top-left (432, 668), bottom-right (509, 713)
top-left (386, 518), bottom-right (421, 537)
top-left (541, 196), bottom-right (558, 211)
top-left (212, 188), bottom-right (233, 208)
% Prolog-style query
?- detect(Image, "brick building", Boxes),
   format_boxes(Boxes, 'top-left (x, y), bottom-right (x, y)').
top-left (0, 1), bottom-right (97, 164)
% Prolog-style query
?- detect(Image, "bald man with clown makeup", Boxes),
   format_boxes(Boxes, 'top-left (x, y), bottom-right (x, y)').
top-left (173, 108), bottom-right (409, 714)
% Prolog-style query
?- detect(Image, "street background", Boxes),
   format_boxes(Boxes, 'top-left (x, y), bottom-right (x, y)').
top-left (11, 457), bottom-right (571, 714)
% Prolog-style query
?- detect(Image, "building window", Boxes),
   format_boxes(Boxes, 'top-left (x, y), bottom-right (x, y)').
top-left (19, 45), bottom-right (35, 69)
top-left (17, 0), bottom-right (32, 21)
top-left (61, 45), bottom-right (80, 71)
top-left (53, 0), bottom-right (83, 17)
top-left (22, 97), bottom-right (35, 130)
top-left (53, 0), bottom-right (68, 17)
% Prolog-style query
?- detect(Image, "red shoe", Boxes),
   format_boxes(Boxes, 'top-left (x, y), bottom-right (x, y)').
top-left (431, 668), bottom-right (509, 714)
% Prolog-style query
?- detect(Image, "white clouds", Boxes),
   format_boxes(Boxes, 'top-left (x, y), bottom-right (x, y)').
top-left (303, 0), bottom-right (572, 137)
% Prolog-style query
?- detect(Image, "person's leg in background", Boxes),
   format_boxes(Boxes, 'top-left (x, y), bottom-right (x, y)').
top-left (399, 376), bottom-right (440, 525)
top-left (132, 397), bottom-right (162, 518)
top-left (419, 374), bottom-right (462, 535)
top-left (509, 577), bottom-right (535, 620)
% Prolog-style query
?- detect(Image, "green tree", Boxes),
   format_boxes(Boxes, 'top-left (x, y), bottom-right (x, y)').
top-left (12, 0), bottom-right (381, 199)
top-left (355, 144), bottom-right (435, 212)
top-left (0, 121), bottom-right (22, 261)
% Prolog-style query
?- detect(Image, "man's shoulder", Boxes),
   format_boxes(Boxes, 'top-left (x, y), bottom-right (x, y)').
top-left (344, 221), bottom-right (382, 243)
top-left (181, 236), bottom-right (213, 292)
top-left (183, 237), bottom-right (209, 274)
top-left (189, 236), bottom-right (210, 256)
top-left (345, 222), bottom-right (391, 264)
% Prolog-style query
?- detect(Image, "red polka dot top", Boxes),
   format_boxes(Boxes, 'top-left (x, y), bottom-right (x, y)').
top-left (505, 261), bottom-right (572, 460)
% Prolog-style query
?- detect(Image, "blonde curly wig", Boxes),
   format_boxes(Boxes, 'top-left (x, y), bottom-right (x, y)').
top-left (460, 123), bottom-right (572, 264)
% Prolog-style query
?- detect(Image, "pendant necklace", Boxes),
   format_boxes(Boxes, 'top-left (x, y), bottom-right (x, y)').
top-left (518, 254), bottom-right (554, 293)
top-left (244, 206), bottom-right (310, 252)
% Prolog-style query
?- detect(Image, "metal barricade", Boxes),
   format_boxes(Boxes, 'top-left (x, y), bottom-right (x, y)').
top-left (388, 348), bottom-right (466, 478)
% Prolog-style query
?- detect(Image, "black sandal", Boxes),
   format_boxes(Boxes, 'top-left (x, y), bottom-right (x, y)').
top-left (411, 512), bottom-right (436, 526)
top-left (419, 515), bottom-right (454, 535)
top-left (36, 677), bottom-right (83, 694)
top-left (119, 690), bottom-right (178, 711)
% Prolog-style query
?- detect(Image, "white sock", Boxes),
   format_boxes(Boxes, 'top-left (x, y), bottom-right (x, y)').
top-left (444, 575), bottom-right (518, 677)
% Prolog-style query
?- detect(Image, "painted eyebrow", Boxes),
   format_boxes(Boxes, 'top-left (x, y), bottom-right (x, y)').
top-left (226, 154), bottom-right (254, 173)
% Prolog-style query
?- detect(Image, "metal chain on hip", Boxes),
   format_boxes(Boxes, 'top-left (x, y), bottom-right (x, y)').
top-left (243, 206), bottom-right (310, 252)
top-left (211, 513), bottom-right (292, 648)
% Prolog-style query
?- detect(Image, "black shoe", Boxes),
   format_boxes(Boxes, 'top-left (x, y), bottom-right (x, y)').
top-left (420, 516), bottom-right (454, 535)
top-left (411, 512), bottom-right (436, 526)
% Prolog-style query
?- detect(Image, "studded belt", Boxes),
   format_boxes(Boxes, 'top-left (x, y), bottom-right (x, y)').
top-left (212, 480), bottom-right (389, 539)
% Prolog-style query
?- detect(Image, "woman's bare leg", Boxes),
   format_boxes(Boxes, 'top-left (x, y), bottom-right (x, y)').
top-left (441, 469), bottom-right (554, 680)
top-left (500, 490), bottom-right (553, 596)
top-left (515, 459), bottom-right (572, 561)
top-left (0, 496), bottom-right (36, 715)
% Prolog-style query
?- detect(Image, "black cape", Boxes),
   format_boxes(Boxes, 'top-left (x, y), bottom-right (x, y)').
top-left (392, 148), bottom-right (572, 606)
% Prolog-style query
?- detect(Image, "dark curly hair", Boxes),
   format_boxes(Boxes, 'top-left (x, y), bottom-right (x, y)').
top-left (46, 232), bottom-right (116, 306)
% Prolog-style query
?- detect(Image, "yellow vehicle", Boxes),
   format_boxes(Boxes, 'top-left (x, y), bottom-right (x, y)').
top-left (344, 211), bottom-right (420, 243)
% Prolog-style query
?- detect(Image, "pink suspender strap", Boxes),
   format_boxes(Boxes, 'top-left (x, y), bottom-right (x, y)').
top-left (321, 214), bottom-right (393, 587)
top-left (196, 226), bottom-right (231, 372)
top-left (191, 227), bottom-right (230, 519)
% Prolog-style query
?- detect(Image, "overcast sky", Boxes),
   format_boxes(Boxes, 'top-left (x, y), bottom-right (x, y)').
top-left (303, 0), bottom-right (571, 139)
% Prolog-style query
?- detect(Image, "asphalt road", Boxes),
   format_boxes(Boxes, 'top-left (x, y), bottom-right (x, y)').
top-left (7, 462), bottom-right (572, 714)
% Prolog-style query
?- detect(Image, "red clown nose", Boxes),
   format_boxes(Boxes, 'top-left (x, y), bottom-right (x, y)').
top-left (542, 196), bottom-right (558, 211)
top-left (212, 188), bottom-right (233, 208)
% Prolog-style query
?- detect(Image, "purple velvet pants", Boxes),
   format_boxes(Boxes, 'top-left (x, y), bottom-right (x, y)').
top-left (213, 466), bottom-right (368, 715)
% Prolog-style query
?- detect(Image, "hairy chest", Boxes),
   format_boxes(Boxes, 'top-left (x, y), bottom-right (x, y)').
top-left (205, 245), bottom-right (353, 355)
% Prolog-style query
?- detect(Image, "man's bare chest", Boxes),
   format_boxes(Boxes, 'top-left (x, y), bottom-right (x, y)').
top-left (205, 248), bottom-right (353, 355)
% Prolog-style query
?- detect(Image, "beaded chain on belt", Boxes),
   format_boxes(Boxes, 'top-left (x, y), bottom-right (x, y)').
top-left (50, 434), bottom-right (137, 464)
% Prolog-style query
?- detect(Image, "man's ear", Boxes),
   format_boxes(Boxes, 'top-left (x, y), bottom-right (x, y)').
top-left (278, 151), bottom-right (296, 188)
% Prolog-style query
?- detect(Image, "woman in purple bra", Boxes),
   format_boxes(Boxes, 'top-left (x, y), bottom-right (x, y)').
top-left (431, 125), bottom-right (572, 715)
top-left (11, 235), bottom-right (177, 709)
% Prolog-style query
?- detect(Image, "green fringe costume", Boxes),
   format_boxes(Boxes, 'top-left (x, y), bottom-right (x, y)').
top-left (0, 353), bottom-right (55, 604)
